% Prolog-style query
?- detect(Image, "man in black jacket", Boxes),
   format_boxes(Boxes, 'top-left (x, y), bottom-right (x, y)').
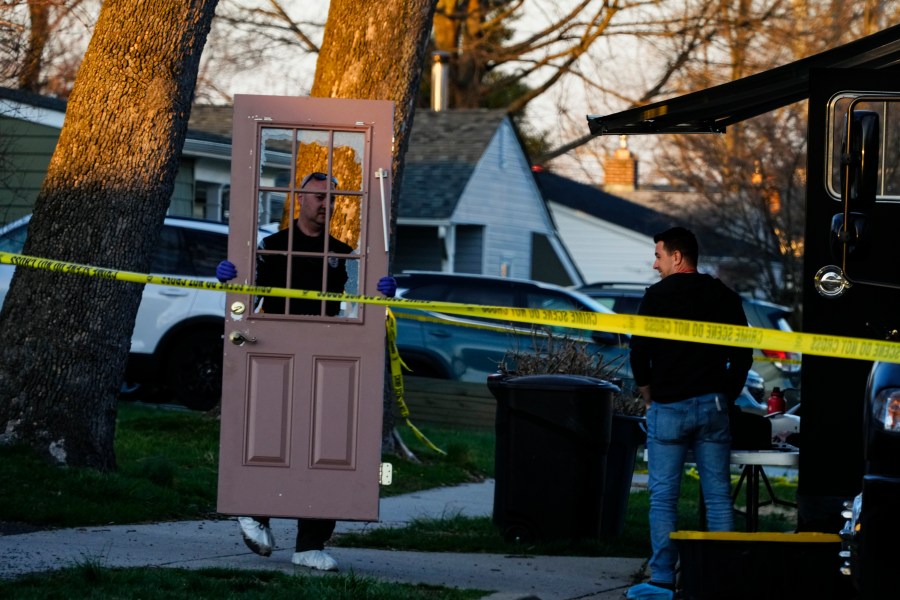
top-left (254, 172), bottom-right (353, 317)
top-left (627, 227), bottom-right (752, 599)
top-left (216, 171), bottom-right (396, 572)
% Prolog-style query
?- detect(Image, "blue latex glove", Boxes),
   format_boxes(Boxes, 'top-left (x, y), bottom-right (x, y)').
top-left (377, 276), bottom-right (397, 297)
top-left (216, 260), bottom-right (237, 283)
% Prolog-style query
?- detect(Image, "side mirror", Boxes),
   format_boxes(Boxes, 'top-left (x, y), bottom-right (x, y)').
top-left (840, 109), bottom-right (879, 212)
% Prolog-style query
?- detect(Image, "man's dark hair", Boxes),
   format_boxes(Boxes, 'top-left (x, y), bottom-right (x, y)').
top-left (654, 226), bottom-right (699, 265)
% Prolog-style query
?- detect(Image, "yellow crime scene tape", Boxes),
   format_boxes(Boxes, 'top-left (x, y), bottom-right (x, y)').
top-left (5, 250), bottom-right (899, 453)
top-left (385, 309), bottom-right (446, 455)
top-left (3, 250), bottom-right (899, 363)
top-left (3, 251), bottom-right (899, 381)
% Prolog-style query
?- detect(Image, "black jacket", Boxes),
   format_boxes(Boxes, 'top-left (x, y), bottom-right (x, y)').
top-left (256, 225), bottom-right (352, 316)
top-left (629, 272), bottom-right (753, 403)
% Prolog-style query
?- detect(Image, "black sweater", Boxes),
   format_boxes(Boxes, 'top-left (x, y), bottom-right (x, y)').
top-left (629, 272), bottom-right (753, 403)
top-left (255, 225), bottom-right (352, 316)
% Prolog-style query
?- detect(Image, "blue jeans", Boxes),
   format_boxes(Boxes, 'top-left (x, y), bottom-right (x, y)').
top-left (646, 393), bottom-right (733, 585)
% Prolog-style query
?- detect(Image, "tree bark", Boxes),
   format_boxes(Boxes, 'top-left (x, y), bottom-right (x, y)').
top-left (0, 0), bottom-right (217, 470)
top-left (312, 0), bottom-right (438, 453)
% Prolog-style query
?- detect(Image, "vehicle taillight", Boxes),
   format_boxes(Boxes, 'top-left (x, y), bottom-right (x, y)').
top-left (760, 349), bottom-right (801, 373)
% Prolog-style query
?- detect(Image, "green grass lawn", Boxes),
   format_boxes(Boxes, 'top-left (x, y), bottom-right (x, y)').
top-left (0, 400), bottom-right (799, 597)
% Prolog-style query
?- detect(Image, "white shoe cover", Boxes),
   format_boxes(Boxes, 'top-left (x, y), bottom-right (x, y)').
top-left (291, 549), bottom-right (339, 571)
top-left (237, 517), bottom-right (274, 557)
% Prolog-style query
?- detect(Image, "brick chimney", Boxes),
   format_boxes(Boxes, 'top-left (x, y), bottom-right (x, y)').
top-left (603, 135), bottom-right (639, 192)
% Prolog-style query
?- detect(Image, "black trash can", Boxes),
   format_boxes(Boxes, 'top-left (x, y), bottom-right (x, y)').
top-left (600, 414), bottom-right (647, 537)
top-left (487, 373), bottom-right (618, 543)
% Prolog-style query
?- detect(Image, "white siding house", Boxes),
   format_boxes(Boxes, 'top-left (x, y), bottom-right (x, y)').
top-left (533, 169), bottom-right (677, 285)
top-left (395, 109), bottom-right (582, 286)
top-left (549, 201), bottom-right (657, 283)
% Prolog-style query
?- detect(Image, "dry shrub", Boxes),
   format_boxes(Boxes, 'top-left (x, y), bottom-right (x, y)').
top-left (497, 327), bottom-right (645, 416)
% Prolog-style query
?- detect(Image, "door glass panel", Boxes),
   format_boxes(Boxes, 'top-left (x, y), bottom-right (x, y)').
top-left (883, 102), bottom-right (900, 197)
top-left (827, 97), bottom-right (900, 201)
top-left (257, 191), bottom-right (285, 228)
top-left (342, 255), bottom-right (361, 318)
top-left (333, 131), bottom-right (366, 193)
top-left (252, 126), bottom-right (366, 321)
top-left (259, 128), bottom-right (293, 190)
top-left (331, 194), bottom-right (362, 253)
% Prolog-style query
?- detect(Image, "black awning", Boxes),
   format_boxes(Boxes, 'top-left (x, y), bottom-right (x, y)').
top-left (587, 24), bottom-right (900, 136)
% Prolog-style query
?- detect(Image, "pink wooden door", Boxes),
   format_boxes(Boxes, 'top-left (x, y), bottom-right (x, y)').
top-left (217, 95), bottom-right (394, 521)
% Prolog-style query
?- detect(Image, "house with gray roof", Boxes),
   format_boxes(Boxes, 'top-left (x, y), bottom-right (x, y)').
top-left (394, 109), bottom-right (581, 286)
top-left (1, 90), bottom-right (583, 287)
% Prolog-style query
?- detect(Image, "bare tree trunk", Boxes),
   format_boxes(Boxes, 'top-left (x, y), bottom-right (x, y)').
top-left (18, 0), bottom-right (50, 92)
top-left (312, 0), bottom-right (438, 454)
top-left (0, 0), bottom-right (217, 470)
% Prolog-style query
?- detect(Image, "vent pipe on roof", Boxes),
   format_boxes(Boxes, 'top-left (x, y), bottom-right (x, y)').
top-left (431, 51), bottom-right (450, 112)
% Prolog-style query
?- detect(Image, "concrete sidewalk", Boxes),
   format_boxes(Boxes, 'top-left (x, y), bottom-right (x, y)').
top-left (0, 480), bottom-right (647, 600)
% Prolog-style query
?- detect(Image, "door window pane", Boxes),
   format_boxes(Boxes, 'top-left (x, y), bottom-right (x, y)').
top-left (252, 126), bottom-right (367, 320)
top-left (828, 96), bottom-right (900, 202)
top-left (333, 131), bottom-right (365, 193)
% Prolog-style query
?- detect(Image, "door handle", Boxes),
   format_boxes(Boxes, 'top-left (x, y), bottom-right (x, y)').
top-left (159, 288), bottom-right (189, 297)
top-left (229, 331), bottom-right (257, 345)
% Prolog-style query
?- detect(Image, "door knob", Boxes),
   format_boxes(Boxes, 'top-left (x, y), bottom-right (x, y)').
top-left (229, 330), bottom-right (257, 345)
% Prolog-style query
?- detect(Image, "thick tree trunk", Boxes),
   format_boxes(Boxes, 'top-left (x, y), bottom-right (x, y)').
top-left (312, 0), bottom-right (438, 453)
top-left (0, 0), bottom-right (217, 470)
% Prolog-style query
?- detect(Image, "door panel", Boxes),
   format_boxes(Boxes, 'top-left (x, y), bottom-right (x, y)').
top-left (245, 355), bottom-right (292, 466)
top-left (218, 95), bottom-right (394, 521)
top-left (310, 357), bottom-right (358, 468)
top-left (801, 69), bottom-right (900, 519)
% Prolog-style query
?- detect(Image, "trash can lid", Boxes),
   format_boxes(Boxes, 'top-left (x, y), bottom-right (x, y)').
top-left (489, 373), bottom-right (620, 392)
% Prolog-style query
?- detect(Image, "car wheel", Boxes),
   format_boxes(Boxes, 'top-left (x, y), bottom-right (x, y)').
top-left (166, 329), bottom-right (224, 411)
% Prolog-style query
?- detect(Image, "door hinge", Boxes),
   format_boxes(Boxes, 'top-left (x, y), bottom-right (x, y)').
top-left (379, 462), bottom-right (393, 486)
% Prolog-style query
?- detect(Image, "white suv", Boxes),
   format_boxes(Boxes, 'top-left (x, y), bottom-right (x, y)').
top-left (0, 215), bottom-right (234, 411)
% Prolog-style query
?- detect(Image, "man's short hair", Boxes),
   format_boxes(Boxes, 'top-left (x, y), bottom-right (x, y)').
top-left (654, 226), bottom-right (698, 265)
top-left (300, 172), bottom-right (339, 188)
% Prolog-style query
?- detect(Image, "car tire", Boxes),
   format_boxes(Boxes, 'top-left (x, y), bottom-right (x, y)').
top-left (166, 329), bottom-right (224, 411)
